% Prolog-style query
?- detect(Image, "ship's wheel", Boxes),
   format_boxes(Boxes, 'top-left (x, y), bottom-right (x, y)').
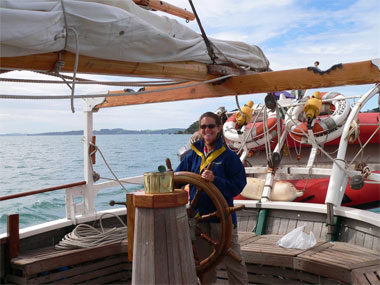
top-left (174, 171), bottom-right (244, 276)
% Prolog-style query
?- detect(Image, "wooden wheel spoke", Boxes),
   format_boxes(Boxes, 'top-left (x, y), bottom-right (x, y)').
top-left (188, 163), bottom-right (213, 218)
top-left (226, 249), bottom-right (242, 263)
top-left (192, 243), bottom-right (201, 265)
top-left (195, 227), bottom-right (218, 247)
top-left (198, 211), bottom-right (219, 222)
top-left (187, 187), bottom-right (203, 217)
top-left (227, 204), bottom-right (245, 214)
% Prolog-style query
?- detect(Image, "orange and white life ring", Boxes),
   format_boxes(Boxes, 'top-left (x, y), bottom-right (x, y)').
top-left (223, 106), bottom-right (279, 150)
top-left (285, 91), bottom-right (351, 145)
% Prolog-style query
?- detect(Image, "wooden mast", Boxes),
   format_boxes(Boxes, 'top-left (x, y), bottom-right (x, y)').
top-left (97, 59), bottom-right (380, 108)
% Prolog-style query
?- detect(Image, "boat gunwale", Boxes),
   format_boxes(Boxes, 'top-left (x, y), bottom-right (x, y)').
top-left (235, 200), bottom-right (380, 227)
top-left (2, 201), bottom-right (379, 241)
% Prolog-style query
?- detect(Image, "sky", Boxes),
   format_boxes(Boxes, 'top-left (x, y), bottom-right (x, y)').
top-left (0, 0), bottom-right (379, 134)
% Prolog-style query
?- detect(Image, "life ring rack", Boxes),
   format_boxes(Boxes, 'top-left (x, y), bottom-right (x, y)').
top-left (285, 91), bottom-right (351, 145)
top-left (223, 107), bottom-right (279, 150)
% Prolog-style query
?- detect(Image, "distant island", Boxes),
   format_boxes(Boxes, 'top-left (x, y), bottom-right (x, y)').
top-left (2, 108), bottom-right (378, 137)
top-left (0, 128), bottom-right (189, 136)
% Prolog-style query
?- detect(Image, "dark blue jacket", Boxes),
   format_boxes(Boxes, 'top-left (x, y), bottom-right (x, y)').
top-left (175, 137), bottom-right (246, 225)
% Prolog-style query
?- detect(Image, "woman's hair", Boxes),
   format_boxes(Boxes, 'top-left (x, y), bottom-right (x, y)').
top-left (199, 112), bottom-right (222, 126)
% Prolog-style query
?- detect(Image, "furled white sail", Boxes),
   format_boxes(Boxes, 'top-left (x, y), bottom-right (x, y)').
top-left (0, 0), bottom-right (269, 70)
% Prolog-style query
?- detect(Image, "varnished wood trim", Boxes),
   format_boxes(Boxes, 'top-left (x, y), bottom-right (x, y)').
top-left (132, 189), bottom-right (188, 208)
top-left (126, 194), bottom-right (135, 262)
top-left (0, 181), bottom-right (86, 201)
top-left (97, 60), bottom-right (380, 108)
top-left (7, 214), bottom-right (20, 259)
top-left (133, 0), bottom-right (195, 21)
top-left (0, 52), bottom-right (210, 81)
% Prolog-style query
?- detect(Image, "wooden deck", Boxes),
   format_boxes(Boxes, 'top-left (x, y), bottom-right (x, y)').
top-left (5, 232), bottom-right (380, 284)
top-left (224, 232), bottom-right (380, 284)
top-left (237, 208), bottom-right (380, 252)
top-left (6, 241), bottom-right (131, 284)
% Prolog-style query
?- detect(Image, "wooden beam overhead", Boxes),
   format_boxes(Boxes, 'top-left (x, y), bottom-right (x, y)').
top-left (0, 52), bottom-right (211, 81)
top-left (133, 0), bottom-right (195, 21)
top-left (97, 59), bottom-right (380, 108)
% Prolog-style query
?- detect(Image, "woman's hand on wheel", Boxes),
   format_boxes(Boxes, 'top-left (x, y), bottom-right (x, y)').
top-left (201, 170), bottom-right (214, 182)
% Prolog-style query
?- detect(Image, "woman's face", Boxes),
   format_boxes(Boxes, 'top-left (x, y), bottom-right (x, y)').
top-left (199, 116), bottom-right (222, 146)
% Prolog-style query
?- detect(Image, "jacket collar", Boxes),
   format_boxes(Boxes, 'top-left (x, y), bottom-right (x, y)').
top-left (191, 137), bottom-right (225, 173)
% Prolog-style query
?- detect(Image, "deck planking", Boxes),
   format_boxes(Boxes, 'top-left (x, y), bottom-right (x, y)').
top-left (5, 226), bottom-right (380, 284)
top-left (238, 232), bottom-right (380, 284)
top-left (242, 207), bottom-right (380, 252)
top-left (6, 241), bottom-right (130, 284)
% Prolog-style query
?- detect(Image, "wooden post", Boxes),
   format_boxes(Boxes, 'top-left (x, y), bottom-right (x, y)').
top-left (326, 203), bottom-right (334, 241)
top-left (131, 190), bottom-right (197, 284)
top-left (89, 136), bottom-right (96, 164)
top-left (127, 193), bottom-right (136, 262)
top-left (7, 214), bottom-right (20, 259)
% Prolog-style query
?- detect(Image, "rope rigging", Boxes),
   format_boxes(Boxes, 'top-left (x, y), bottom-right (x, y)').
top-left (277, 102), bottom-right (351, 175)
top-left (233, 94), bottom-right (378, 183)
top-left (236, 103), bottom-right (266, 155)
top-left (347, 123), bottom-right (380, 168)
top-left (88, 142), bottom-right (145, 192)
top-left (0, 76), bottom-right (187, 86)
top-left (0, 74), bottom-right (233, 100)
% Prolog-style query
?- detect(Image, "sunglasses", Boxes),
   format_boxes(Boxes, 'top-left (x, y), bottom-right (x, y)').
top-left (200, 124), bottom-right (216, 130)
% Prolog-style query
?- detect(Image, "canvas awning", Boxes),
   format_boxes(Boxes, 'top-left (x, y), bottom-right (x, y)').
top-left (0, 0), bottom-right (269, 71)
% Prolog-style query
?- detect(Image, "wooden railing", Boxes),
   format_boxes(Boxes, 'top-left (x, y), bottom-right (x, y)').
top-left (0, 181), bottom-right (86, 201)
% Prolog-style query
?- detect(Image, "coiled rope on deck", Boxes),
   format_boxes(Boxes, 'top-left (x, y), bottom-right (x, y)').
top-left (55, 213), bottom-right (127, 250)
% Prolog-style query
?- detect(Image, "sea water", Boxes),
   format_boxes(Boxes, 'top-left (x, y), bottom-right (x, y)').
top-left (0, 134), bottom-right (191, 234)
top-left (1, 134), bottom-right (379, 234)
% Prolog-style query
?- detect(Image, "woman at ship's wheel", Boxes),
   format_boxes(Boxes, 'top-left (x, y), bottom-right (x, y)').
top-left (175, 112), bottom-right (248, 284)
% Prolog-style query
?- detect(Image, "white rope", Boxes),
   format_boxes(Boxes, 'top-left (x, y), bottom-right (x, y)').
top-left (263, 106), bottom-right (272, 163)
top-left (293, 137), bottom-right (302, 159)
top-left (55, 213), bottom-right (127, 250)
top-left (234, 95), bottom-right (245, 122)
top-left (236, 103), bottom-right (265, 154)
top-left (60, 0), bottom-right (69, 49)
top-left (284, 136), bottom-right (293, 160)
top-left (347, 124), bottom-right (380, 167)
top-left (68, 27), bottom-right (80, 113)
top-left (0, 74), bottom-right (233, 100)
top-left (89, 142), bottom-right (130, 192)
top-left (278, 103), bottom-right (351, 176)
top-left (98, 176), bottom-right (143, 185)
top-left (364, 180), bottom-right (380, 184)
top-left (279, 95), bottom-right (362, 108)
top-left (275, 104), bottom-right (282, 152)
top-left (0, 77), bottom-right (186, 86)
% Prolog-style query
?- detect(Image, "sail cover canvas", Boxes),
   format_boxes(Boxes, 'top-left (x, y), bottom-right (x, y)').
top-left (0, 0), bottom-right (269, 70)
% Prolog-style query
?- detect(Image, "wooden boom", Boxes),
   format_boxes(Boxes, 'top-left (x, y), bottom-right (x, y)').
top-left (133, 0), bottom-right (195, 21)
top-left (1, 52), bottom-right (379, 108)
top-left (0, 52), bottom-right (211, 81)
top-left (97, 59), bottom-right (380, 108)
